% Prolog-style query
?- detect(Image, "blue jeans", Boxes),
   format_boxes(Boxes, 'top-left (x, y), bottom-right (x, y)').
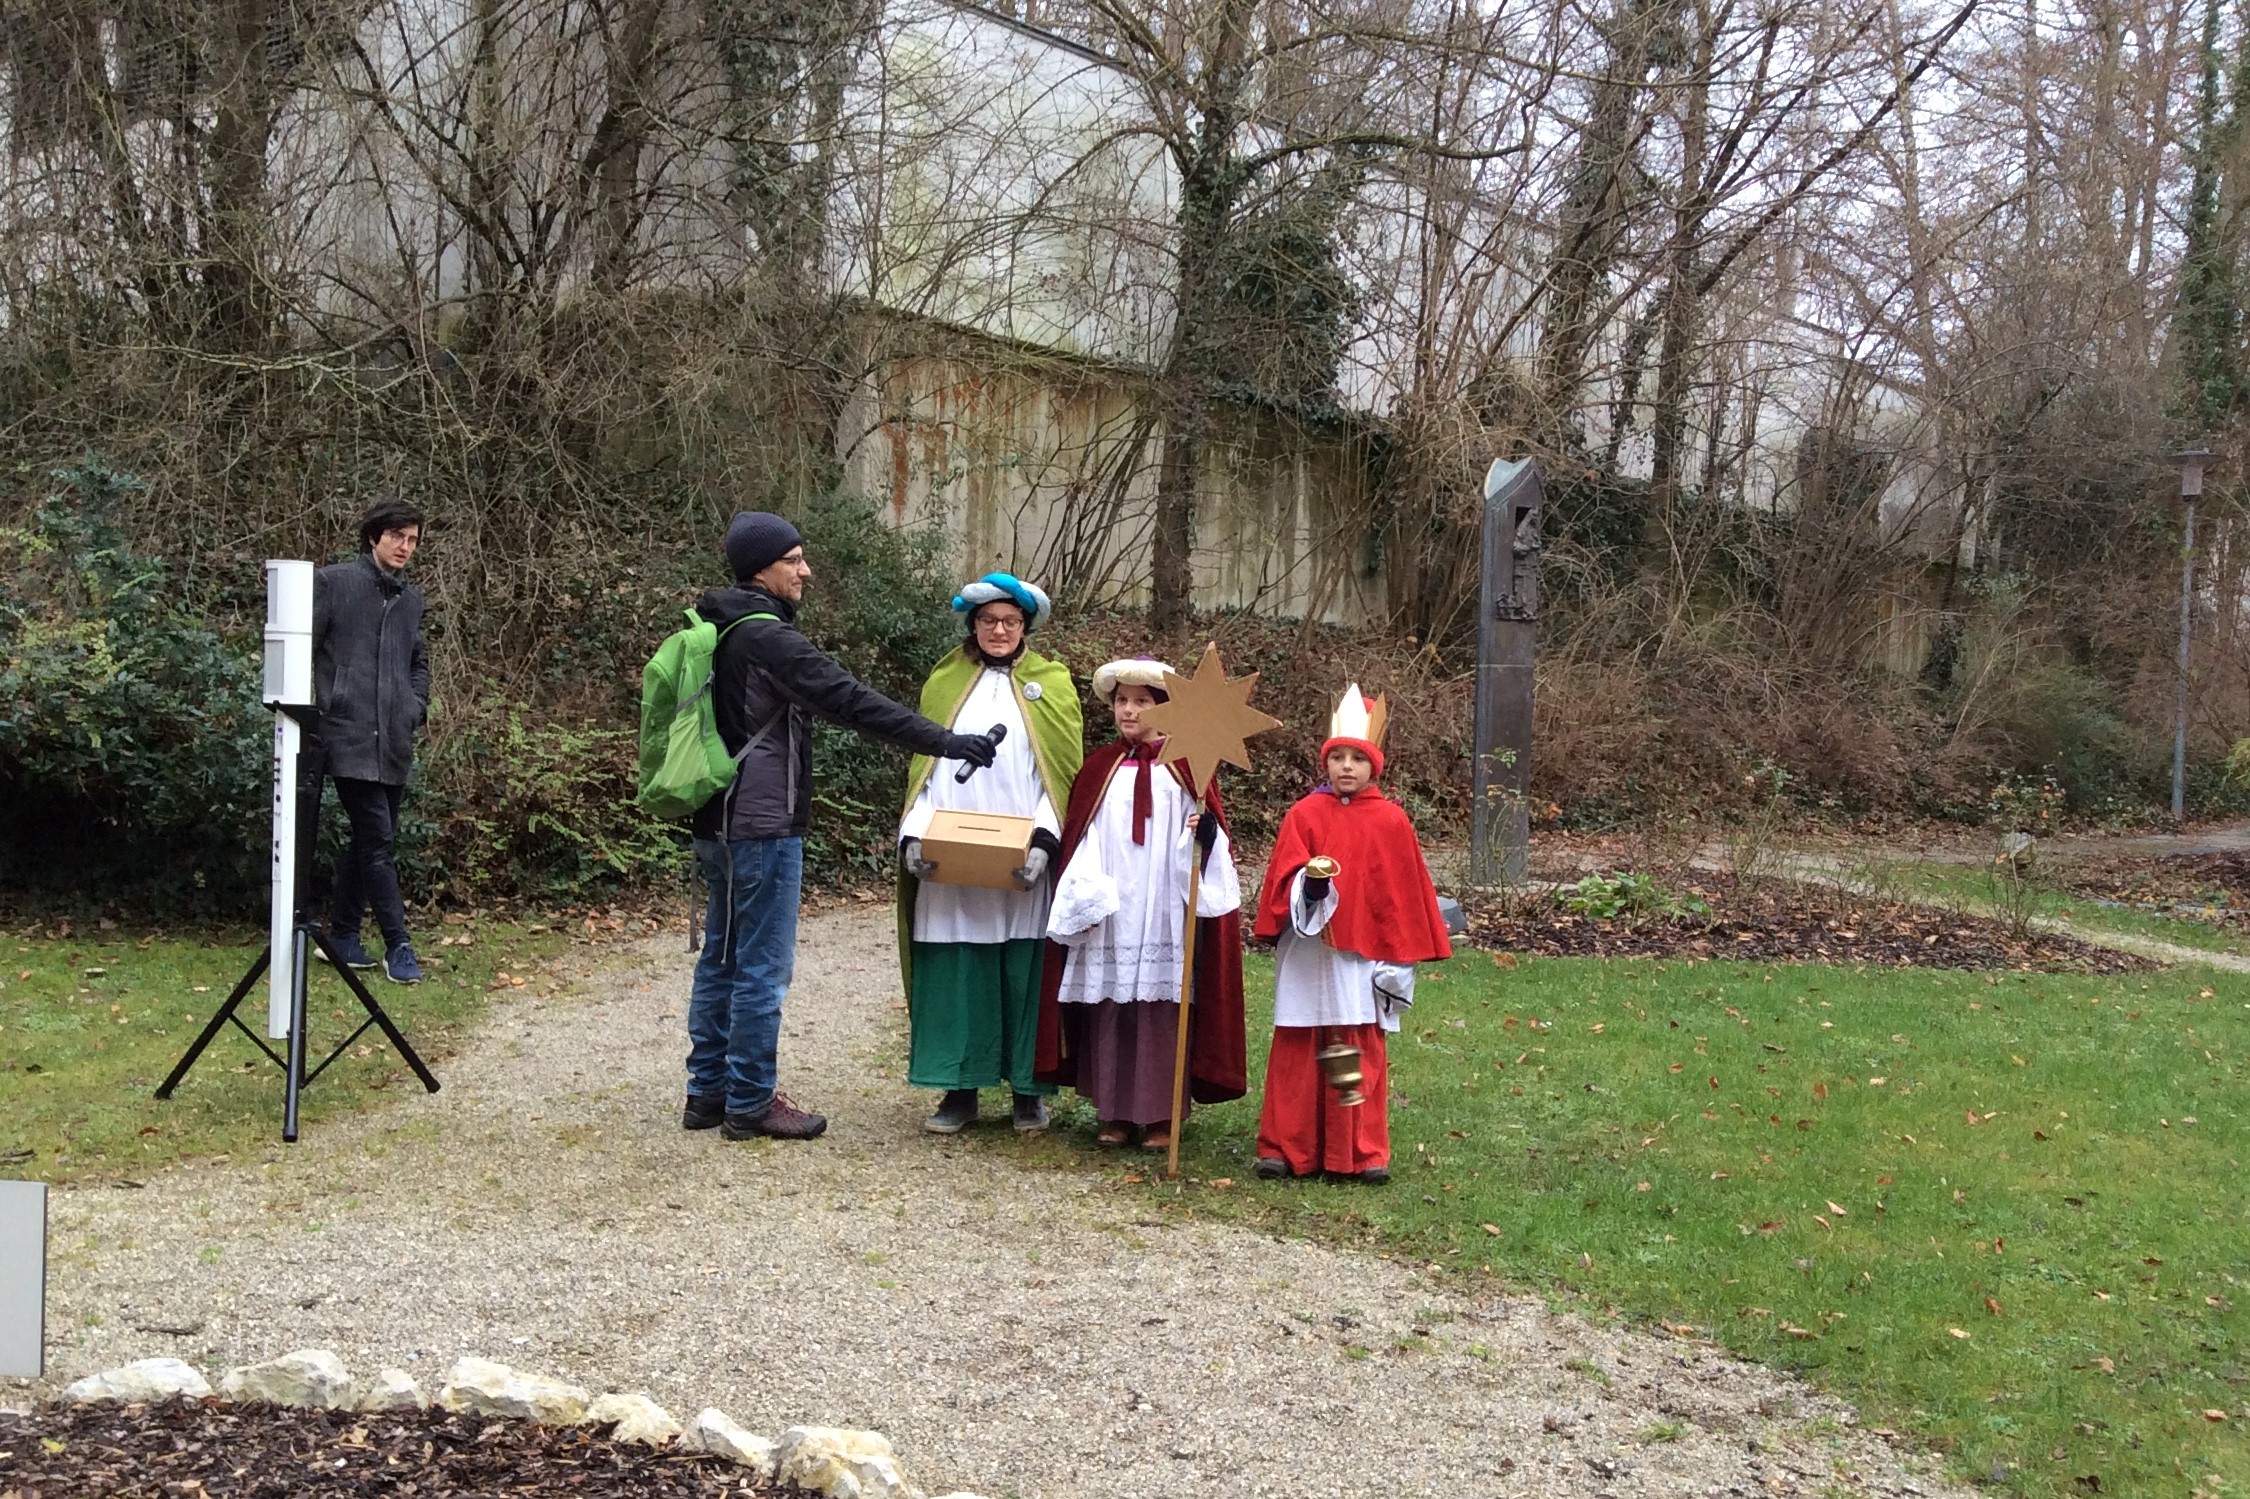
top-left (687, 836), bottom-right (803, 1117)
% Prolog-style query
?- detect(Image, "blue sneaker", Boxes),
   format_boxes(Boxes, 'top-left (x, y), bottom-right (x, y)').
top-left (317, 930), bottom-right (377, 970)
top-left (383, 943), bottom-right (424, 985)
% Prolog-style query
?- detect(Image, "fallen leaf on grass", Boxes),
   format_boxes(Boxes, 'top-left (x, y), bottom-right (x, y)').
top-left (1948, 1328), bottom-right (1971, 1340)
top-left (2092, 1357), bottom-right (2115, 1373)
top-left (2034, 1130), bottom-right (2049, 1140)
top-left (1813, 1215), bottom-right (1831, 1230)
top-left (1812, 1082), bottom-right (1828, 1101)
top-left (1781, 1324), bottom-right (1819, 1340)
top-left (2092, 1291), bottom-right (2111, 1301)
top-left (1985, 1298), bottom-right (2003, 1316)
top-left (1208, 1178), bottom-right (1234, 1189)
top-left (1900, 1134), bottom-right (1917, 1144)
top-left (1710, 1170), bottom-right (1731, 1180)
top-left (1826, 1200), bottom-right (1847, 1216)
top-left (1481, 1223), bottom-right (1502, 1236)
top-left (2203, 1410), bottom-right (2229, 1422)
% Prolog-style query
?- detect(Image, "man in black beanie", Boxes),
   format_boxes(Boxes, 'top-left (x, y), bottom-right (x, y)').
top-left (684, 510), bottom-right (999, 1141)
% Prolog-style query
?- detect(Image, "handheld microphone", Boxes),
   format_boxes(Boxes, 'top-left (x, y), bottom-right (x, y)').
top-left (955, 723), bottom-right (1007, 782)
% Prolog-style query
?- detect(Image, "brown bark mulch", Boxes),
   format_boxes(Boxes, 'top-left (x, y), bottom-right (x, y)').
top-left (2050, 851), bottom-right (2250, 930)
top-left (0, 1400), bottom-right (818, 1499)
top-left (1460, 880), bottom-right (2153, 974)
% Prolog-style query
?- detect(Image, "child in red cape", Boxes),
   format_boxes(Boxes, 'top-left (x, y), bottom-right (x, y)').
top-left (1251, 686), bottom-right (1451, 1183)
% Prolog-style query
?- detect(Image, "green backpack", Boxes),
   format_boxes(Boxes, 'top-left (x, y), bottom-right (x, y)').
top-left (635, 609), bottom-right (778, 819)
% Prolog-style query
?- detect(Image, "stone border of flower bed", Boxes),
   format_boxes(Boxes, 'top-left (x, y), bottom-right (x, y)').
top-left (51, 1353), bottom-right (990, 1499)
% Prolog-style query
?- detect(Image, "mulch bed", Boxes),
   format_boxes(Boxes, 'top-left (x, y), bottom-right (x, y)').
top-left (2050, 851), bottom-right (2250, 931)
top-left (0, 1400), bottom-right (818, 1498)
top-left (1461, 880), bottom-right (2152, 973)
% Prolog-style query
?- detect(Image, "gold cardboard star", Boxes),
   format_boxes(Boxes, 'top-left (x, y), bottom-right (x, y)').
top-left (1139, 641), bottom-right (1283, 797)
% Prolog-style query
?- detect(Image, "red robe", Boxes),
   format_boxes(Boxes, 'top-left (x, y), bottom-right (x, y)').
top-left (1253, 786), bottom-right (1453, 964)
top-left (1035, 740), bottom-right (1248, 1104)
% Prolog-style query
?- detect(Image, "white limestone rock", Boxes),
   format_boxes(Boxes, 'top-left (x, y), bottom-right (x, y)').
top-left (436, 1356), bottom-right (590, 1424)
top-left (690, 1408), bottom-right (777, 1476)
top-left (219, 1348), bottom-right (356, 1410)
top-left (586, 1392), bottom-right (681, 1446)
top-left (63, 1358), bottom-right (212, 1404)
top-left (362, 1368), bottom-right (427, 1411)
top-left (774, 1425), bottom-right (920, 1499)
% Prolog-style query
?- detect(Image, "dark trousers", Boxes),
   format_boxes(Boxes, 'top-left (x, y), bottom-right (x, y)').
top-left (329, 777), bottom-right (411, 951)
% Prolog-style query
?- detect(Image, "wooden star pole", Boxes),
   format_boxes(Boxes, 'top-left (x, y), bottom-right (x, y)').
top-left (1135, 642), bottom-right (1283, 1179)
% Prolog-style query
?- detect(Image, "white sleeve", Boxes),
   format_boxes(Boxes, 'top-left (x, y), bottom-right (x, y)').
top-left (1032, 785), bottom-right (1060, 839)
top-left (1372, 962), bottom-right (1415, 1012)
top-left (1046, 844), bottom-right (1119, 941)
top-left (899, 775), bottom-right (936, 840)
top-left (1195, 824), bottom-right (1242, 917)
top-left (1289, 868), bottom-right (1339, 937)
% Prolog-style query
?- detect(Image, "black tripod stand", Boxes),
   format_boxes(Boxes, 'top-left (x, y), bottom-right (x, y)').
top-left (157, 708), bottom-right (439, 1141)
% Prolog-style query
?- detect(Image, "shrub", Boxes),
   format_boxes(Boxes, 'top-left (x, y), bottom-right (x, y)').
top-left (0, 464), bottom-right (269, 907)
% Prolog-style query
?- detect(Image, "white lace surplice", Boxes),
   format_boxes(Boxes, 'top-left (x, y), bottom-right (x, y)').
top-left (1271, 868), bottom-right (1416, 1033)
top-left (1046, 755), bottom-right (1240, 1004)
top-left (900, 667), bottom-right (1058, 944)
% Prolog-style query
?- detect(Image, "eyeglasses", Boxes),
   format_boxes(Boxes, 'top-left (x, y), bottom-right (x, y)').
top-left (974, 614), bottom-right (1025, 632)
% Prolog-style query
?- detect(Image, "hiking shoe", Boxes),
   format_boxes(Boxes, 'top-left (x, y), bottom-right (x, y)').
top-left (316, 930), bottom-right (377, 970)
top-left (382, 943), bottom-right (424, 985)
top-left (1357, 1165), bottom-right (1391, 1186)
top-left (923, 1088), bottom-right (978, 1134)
top-left (721, 1094), bottom-right (828, 1141)
top-left (1253, 1156), bottom-right (1290, 1180)
top-left (1012, 1093), bottom-right (1050, 1133)
top-left (683, 1093), bottom-right (727, 1131)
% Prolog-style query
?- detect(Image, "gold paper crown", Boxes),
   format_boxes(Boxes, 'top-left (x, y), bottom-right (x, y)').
top-left (1327, 683), bottom-right (1389, 748)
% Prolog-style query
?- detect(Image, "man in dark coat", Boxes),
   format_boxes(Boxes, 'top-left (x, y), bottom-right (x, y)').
top-left (314, 500), bottom-right (431, 984)
top-left (683, 511), bottom-right (999, 1142)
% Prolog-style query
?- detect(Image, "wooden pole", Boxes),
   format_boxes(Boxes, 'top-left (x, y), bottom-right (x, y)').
top-left (1165, 823), bottom-right (1204, 1181)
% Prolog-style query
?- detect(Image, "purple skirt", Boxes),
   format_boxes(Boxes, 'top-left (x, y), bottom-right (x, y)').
top-left (1073, 1001), bottom-right (1188, 1126)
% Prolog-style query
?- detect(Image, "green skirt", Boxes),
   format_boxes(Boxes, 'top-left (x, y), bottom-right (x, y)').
top-left (907, 939), bottom-right (1056, 1094)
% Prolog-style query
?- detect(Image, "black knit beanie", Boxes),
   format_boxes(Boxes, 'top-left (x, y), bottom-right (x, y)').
top-left (724, 511), bottom-right (803, 582)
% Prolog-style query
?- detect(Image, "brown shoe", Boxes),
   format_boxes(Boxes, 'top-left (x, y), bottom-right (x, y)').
top-left (1095, 1121), bottom-right (1134, 1147)
top-left (1139, 1123), bottom-right (1173, 1151)
top-left (721, 1093), bottom-right (828, 1140)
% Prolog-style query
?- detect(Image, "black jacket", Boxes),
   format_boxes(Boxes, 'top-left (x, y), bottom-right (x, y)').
top-left (313, 555), bottom-right (429, 785)
top-left (690, 585), bottom-right (955, 841)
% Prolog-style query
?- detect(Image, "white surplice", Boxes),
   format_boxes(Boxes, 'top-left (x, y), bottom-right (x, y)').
top-left (1045, 754), bottom-right (1241, 1005)
top-left (900, 666), bottom-right (1059, 944)
top-left (1270, 868), bottom-right (1417, 1033)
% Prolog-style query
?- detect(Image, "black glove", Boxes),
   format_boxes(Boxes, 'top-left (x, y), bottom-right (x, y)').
top-left (1304, 873), bottom-right (1332, 904)
top-left (943, 731), bottom-right (999, 768)
top-left (1193, 809), bottom-right (1220, 869)
top-left (901, 837), bottom-right (938, 880)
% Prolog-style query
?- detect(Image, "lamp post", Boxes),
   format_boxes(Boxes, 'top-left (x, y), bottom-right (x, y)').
top-left (2171, 446), bottom-right (2212, 822)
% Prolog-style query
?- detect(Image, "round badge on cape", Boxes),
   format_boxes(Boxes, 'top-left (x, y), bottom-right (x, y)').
top-left (1023, 682), bottom-right (1044, 701)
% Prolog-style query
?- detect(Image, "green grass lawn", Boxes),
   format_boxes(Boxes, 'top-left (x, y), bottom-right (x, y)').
top-left (0, 917), bottom-right (586, 1182)
top-left (1884, 860), bottom-right (2250, 959)
top-left (1048, 949), bottom-right (2250, 1499)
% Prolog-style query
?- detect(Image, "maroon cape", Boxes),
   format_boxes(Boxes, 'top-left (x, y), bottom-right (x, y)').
top-left (1034, 740), bottom-right (1249, 1104)
top-left (1252, 786), bottom-right (1453, 964)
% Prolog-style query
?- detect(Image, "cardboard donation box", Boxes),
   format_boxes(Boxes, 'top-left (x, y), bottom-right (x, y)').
top-left (922, 809), bottom-right (1036, 889)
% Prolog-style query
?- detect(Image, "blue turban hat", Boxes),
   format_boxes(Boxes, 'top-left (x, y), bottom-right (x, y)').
top-left (951, 572), bottom-right (1052, 631)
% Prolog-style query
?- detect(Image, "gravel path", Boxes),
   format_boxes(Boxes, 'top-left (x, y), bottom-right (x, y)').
top-left (25, 908), bottom-right (1971, 1499)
